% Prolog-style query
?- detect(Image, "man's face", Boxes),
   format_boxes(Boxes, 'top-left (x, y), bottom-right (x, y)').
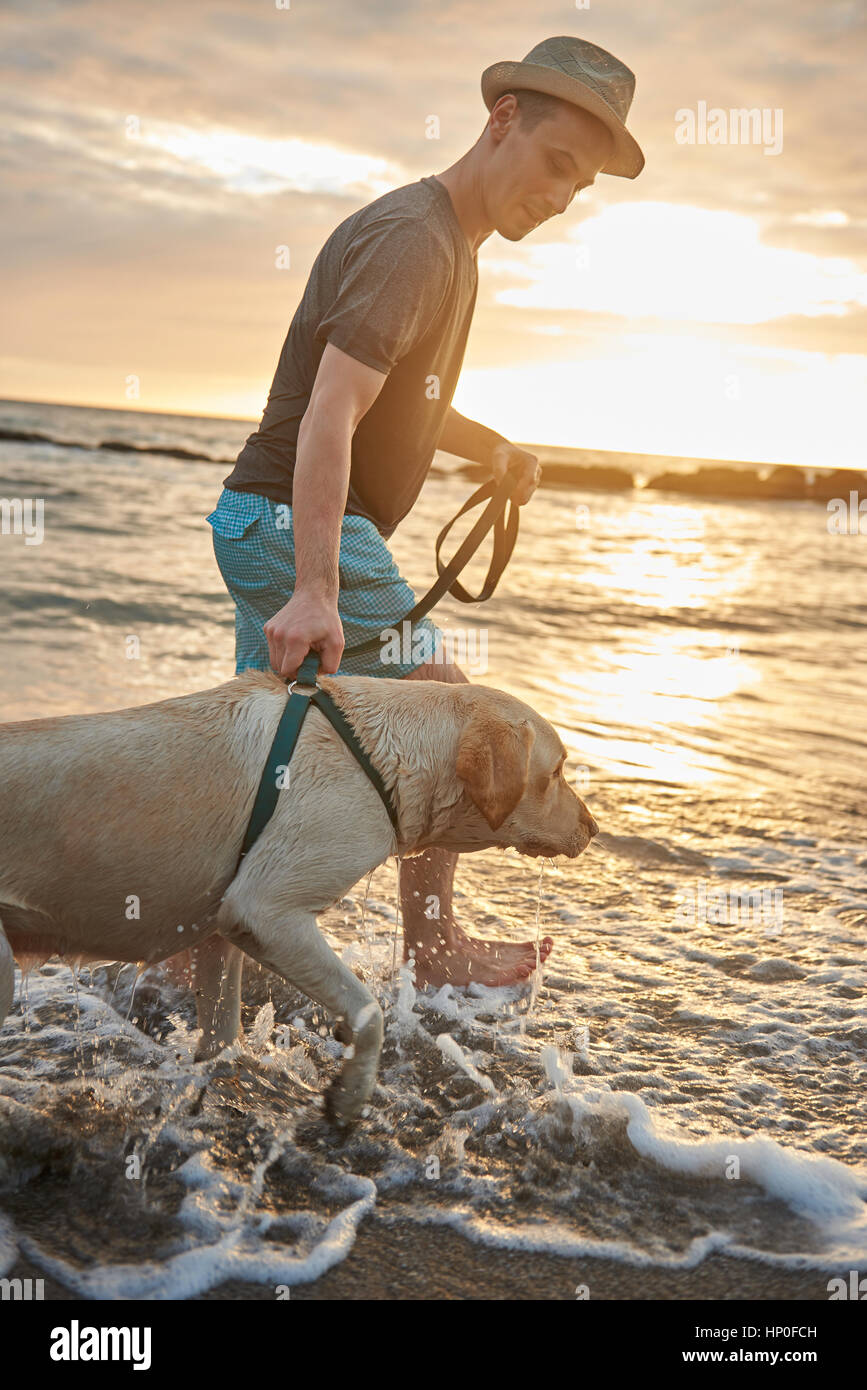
top-left (485, 95), bottom-right (615, 241)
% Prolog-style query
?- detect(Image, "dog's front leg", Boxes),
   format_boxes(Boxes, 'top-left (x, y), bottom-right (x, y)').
top-left (0, 915), bottom-right (14, 1027)
top-left (190, 936), bottom-right (245, 1061)
top-left (220, 910), bottom-right (383, 1125)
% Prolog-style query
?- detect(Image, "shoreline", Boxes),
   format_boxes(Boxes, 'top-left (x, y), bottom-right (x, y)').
top-left (7, 1221), bottom-right (846, 1301)
top-left (3, 418), bottom-right (864, 504)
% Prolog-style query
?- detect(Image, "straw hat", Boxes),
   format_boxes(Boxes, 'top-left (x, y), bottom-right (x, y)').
top-left (481, 35), bottom-right (644, 178)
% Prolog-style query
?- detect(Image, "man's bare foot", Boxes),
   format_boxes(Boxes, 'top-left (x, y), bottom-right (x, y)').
top-left (406, 924), bottom-right (553, 989)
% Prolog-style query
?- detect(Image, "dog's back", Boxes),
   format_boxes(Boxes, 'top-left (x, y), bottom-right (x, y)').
top-left (0, 675), bottom-right (283, 965)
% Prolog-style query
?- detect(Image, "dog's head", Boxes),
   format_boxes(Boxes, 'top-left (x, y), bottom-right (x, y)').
top-left (444, 688), bottom-right (598, 858)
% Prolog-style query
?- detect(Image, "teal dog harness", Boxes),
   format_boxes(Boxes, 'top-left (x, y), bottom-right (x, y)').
top-left (236, 654), bottom-right (399, 871)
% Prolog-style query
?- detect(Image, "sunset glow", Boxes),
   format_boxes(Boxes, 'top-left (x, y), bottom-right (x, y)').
top-left (3, 7), bottom-right (863, 468)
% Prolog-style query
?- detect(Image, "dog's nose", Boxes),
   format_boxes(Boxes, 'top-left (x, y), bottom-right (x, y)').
top-left (581, 808), bottom-right (599, 838)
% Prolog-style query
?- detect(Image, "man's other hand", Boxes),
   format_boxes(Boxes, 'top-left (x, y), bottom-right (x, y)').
top-left (263, 593), bottom-right (344, 680)
top-left (490, 441), bottom-right (542, 505)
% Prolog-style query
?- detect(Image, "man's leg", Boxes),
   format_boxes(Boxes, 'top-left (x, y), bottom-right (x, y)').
top-left (398, 654), bottom-right (553, 988)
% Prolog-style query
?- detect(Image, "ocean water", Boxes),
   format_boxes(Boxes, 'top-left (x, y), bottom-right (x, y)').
top-left (0, 397), bottom-right (865, 1297)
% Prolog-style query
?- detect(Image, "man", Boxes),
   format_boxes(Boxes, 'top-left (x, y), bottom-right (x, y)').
top-left (207, 35), bottom-right (644, 990)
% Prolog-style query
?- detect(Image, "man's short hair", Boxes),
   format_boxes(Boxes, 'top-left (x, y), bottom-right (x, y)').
top-left (501, 87), bottom-right (570, 132)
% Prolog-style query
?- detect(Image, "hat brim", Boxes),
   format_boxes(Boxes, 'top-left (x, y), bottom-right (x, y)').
top-left (481, 59), bottom-right (645, 178)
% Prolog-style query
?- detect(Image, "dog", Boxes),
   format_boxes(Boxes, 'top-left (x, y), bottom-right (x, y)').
top-left (0, 670), bottom-right (598, 1122)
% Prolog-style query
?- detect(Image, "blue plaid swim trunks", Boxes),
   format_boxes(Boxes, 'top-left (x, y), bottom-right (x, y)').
top-left (207, 487), bottom-right (443, 678)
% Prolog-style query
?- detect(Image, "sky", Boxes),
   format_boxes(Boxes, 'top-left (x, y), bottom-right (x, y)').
top-left (2, 0), bottom-right (865, 466)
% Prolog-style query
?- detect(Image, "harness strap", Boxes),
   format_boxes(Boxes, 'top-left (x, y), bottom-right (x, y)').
top-left (235, 686), bottom-right (312, 868)
top-left (234, 683), bottom-right (398, 873)
top-left (308, 688), bottom-right (399, 834)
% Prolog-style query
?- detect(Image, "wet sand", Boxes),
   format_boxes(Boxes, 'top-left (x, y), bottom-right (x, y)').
top-left (8, 1222), bottom-right (840, 1301)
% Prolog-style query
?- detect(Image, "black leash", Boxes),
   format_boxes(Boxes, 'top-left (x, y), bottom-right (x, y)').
top-left (296, 471), bottom-right (520, 676)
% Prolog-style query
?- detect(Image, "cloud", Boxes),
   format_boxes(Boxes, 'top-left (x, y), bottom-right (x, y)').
top-left (487, 203), bottom-right (867, 324)
top-left (1, 0), bottom-right (865, 461)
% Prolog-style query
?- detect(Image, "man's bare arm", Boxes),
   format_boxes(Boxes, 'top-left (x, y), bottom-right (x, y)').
top-left (263, 343), bottom-right (387, 679)
top-left (438, 405), bottom-right (542, 506)
top-left (437, 405), bottom-right (510, 466)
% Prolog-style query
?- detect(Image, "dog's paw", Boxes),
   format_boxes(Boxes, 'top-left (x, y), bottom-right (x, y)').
top-left (322, 1079), bottom-right (353, 1127)
top-left (323, 1076), bottom-right (368, 1127)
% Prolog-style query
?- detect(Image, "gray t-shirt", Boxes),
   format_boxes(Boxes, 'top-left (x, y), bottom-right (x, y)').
top-left (222, 174), bottom-right (478, 539)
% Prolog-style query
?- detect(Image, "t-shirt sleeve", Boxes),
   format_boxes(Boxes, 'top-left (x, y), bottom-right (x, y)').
top-left (314, 217), bottom-right (450, 374)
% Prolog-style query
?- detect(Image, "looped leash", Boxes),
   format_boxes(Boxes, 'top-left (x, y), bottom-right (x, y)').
top-left (307, 471), bottom-right (522, 664)
top-left (235, 471), bottom-right (523, 871)
top-left (434, 474), bottom-right (520, 604)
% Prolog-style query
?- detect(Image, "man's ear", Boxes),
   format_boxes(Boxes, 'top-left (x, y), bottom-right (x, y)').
top-left (455, 710), bottom-right (536, 830)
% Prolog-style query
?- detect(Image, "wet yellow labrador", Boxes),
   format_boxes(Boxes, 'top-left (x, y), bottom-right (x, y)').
top-left (0, 671), bottom-right (598, 1122)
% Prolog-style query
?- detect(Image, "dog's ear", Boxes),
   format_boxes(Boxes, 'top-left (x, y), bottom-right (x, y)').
top-left (455, 710), bottom-right (536, 830)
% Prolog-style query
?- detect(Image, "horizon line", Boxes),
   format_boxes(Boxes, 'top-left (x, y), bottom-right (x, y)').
top-left (0, 393), bottom-right (831, 474)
